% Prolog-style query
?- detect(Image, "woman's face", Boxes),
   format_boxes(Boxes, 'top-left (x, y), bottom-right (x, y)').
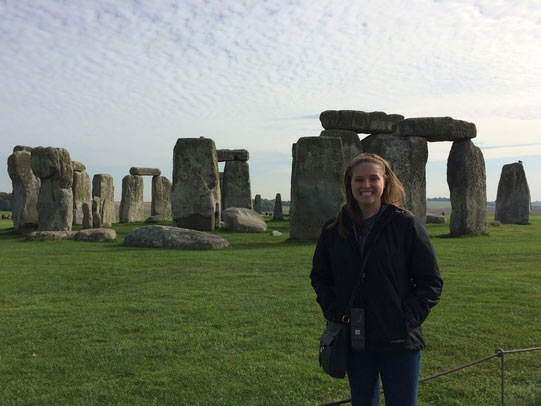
top-left (350, 162), bottom-right (385, 215)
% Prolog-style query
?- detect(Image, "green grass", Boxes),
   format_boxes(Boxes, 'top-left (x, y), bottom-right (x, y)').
top-left (0, 216), bottom-right (540, 405)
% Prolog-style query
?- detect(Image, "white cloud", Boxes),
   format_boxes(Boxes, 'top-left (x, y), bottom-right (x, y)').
top-left (1, 0), bottom-right (541, 200)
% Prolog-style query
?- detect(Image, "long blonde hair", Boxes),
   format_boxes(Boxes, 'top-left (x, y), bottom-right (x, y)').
top-left (329, 153), bottom-right (406, 237)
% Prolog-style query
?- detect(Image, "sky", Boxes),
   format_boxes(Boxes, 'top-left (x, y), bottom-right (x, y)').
top-left (1, 0), bottom-right (541, 201)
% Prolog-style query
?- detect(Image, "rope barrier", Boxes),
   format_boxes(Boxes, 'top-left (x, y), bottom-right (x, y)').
top-left (319, 346), bottom-right (541, 406)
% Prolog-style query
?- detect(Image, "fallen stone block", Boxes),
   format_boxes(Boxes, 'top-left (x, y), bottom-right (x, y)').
top-left (124, 225), bottom-right (230, 249)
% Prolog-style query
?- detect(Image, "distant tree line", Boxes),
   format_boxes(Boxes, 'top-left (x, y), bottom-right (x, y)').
top-left (258, 198), bottom-right (290, 212)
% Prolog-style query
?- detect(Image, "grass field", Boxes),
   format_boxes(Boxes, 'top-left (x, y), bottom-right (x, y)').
top-left (0, 214), bottom-right (540, 405)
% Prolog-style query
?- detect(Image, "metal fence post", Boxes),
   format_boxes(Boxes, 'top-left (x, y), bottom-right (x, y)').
top-left (495, 349), bottom-right (505, 406)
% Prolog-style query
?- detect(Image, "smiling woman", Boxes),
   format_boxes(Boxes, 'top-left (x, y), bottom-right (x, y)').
top-left (310, 153), bottom-right (443, 406)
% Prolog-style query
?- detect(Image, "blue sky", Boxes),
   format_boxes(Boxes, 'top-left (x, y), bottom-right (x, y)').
top-left (1, 0), bottom-right (540, 201)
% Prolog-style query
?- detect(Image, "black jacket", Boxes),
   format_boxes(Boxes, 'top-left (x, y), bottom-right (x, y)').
top-left (310, 205), bottom-right (443, 351)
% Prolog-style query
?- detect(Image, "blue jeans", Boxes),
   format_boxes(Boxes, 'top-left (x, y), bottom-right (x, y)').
top-left (347, 350), bottom-right (421, 406)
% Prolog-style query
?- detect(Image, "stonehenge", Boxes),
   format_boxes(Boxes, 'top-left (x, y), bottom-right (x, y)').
top-left (495, 162), bottom-right (531, 225)
top-left (30, 147), bottom-right (74, 231)
top-left (7, 147), bottom-right (40, 232)
top-left (172, 138), bottom-right (221, 231)
top-left (289, 110), bottom-right (487, 238)
top-left (3, 111), bottom-right (500, 241)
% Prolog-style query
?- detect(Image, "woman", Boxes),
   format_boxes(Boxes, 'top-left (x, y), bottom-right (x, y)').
top-left (310, 153), bottom-right (443, 406)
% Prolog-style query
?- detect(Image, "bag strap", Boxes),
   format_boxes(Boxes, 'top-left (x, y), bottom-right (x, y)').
top-left (342, 208), bottom-right (393, 322)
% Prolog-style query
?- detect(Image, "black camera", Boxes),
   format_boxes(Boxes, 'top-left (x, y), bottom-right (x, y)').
top-left (350, 308), bottom-right (365, 352)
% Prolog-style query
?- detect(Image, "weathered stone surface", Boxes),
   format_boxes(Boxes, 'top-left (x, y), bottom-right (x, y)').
top-left (26, 228), bottom-right (116, 241)
top-left (269, 230), bottom-right (282, 237)
top-left (426, 215), bottom-right (446, 224)
top-left (273, 193), bottom-right (283, 221)
top-left (26, 230), bottom-right (75, 240)
top-left (129, 167), bottom-right (161, 176)
top-left (92, 174), bottom-right (115, 227)
top-left (151, 176), bottom-right (172, 219)
top-left (489, 221), bottom-right (501, 227)
top-left (171, 138), bottom-right (220, 231)
top-left (0, 192), bottom-right (12, 210)
top-left (30, 147), bottom-right (73, 231)
top-left (361, 134), bottom-right (428, 222)
top-left (253, 194), bottom-right (262, 214)
top-left (73, 228), bottom-right (117, 242)
top-left (13, 145), bottom-right (33, 153)
top-left (447, 140), bottom-right (487, 236)
top-left (222, 207), bottom-right (267, 232)
top-left (124, 225), bottom-right (230, 249)
top-left (144, 215), bottom-right (168, 224)
top-left (320, 110), bottom-right (404, 134)
top-left (72, 161), bottom-right (86, 171)
top-left (222, 160), bottom-right (252, 210)
top-left (494, 163), bottom-right (531, 224)
top-left (7, 150), bottom-right (40, 232)
top-left (217, 149), bottom-right (249, 162)
top-left (119, 175), bottom-right (144, 223)
top-left (393, 117), bottom-right (476, 142)
top-left (290, 137), bottom-right (345, 239)
top-left (320, 129), bottom-right (363, 164)
top-left (82, 201), bottom-right (93, 229)
top-left (72, 170), bottom-right (91, 225)
top-left (30, 147), bottom-right (73, 187)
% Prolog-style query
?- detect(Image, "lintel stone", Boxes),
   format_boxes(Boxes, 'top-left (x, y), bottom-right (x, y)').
top-left (393, 117), bottom-right (476, 142)
top-left (217, 149), bottom-right (249, 162)
top-left (129, 167), bottom-right (161, 176)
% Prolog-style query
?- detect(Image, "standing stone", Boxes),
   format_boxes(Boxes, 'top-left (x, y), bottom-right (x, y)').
top-left (119, 175), bottom-right (144, 223)
top-left (273, 193), bottom-right (283, 221)
top-left (222, 160), bottom-right (252, 210)
top-left (253, 194), bottom-right (262, 214)
top-left (494, 162), bottom-right (531, 224)
top-left (151, 175), bottom-right (172, 220)
top-left (72, 166), bottom-right (91, 225)
top-left (82, 201), bottom-right (93, 229)
top-left (290, 136), bottom-right (345, 239)
top-left (7, 149), bottom-right (40, 232)
top-left (92, 174), bottom-right (115, 228)
top-left (171, 138), bottom-right (221, 231)
top-left (447, 140), bottom-right (487, 236)
top-left (320, 129), bottom-right (363, 165)
top-left (361, 134), bottom-right (428, 222)
top-left (30, 147), bottom-right (73, 231)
